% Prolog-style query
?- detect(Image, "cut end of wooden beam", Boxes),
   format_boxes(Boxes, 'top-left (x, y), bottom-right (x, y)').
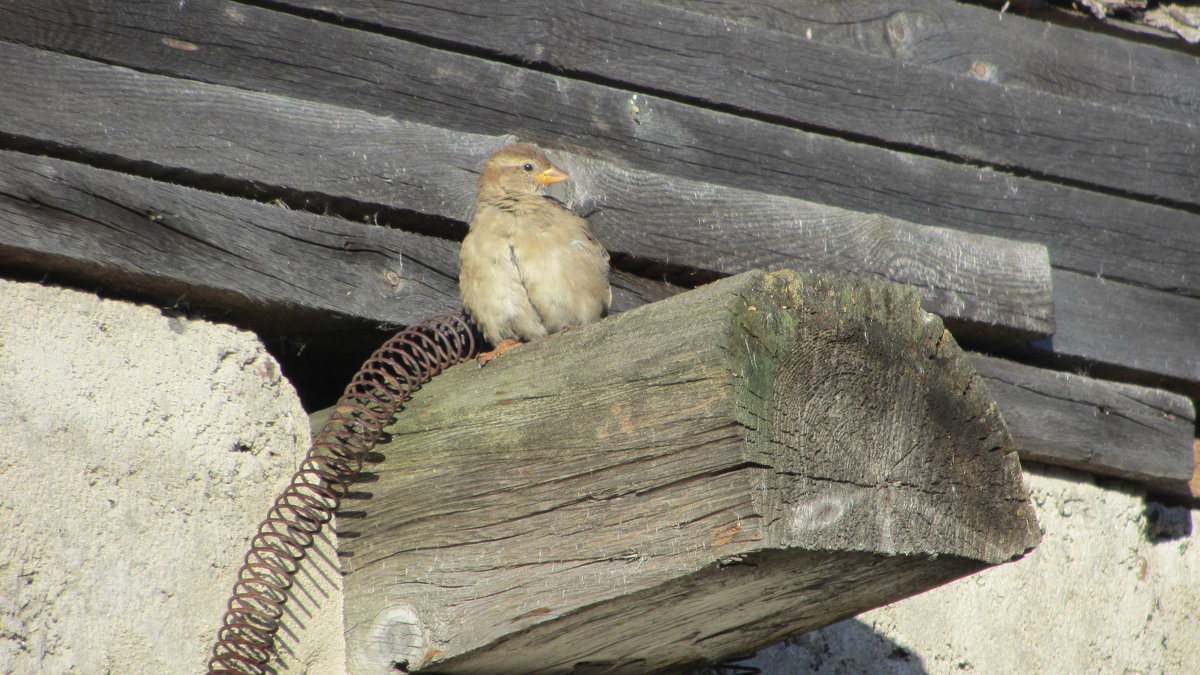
top-left (731, 271), bottom-right (1040, 565)
top-left (340, 269), bottom-right (1040, 673)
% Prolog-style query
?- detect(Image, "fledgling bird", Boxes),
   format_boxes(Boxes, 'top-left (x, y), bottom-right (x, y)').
top-left (459, 143), bottom-right (611, 364)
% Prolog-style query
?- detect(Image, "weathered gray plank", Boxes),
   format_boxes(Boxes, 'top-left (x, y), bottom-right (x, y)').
top-left (3, 13), bottom-right (1195, 391)
top-left (1027, 270), bottom-right (1200, 398)
top-left (0, 151), bottom-right (669, 330)
top-left (972, 354), bottom-right (1196, 485)
top-left (0, 42), bottom-right (1053, 339)
top-left (277, 0), bottom-right (1200, 206)
top-left (562, 154), bottom-right (1051, 341)
top-left (338, 270), bottom-right (1038, 673)
top-left (663, 0), bottom-right (1200, 126)
top-left (2, 0), bottom-right (1196, 300)
top-left (0, 150), bottom-right (453, 331)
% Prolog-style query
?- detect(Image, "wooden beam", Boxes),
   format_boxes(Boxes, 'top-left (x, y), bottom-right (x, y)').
top-left (2, 1), bottom-right (1195, 300)
top-left (0, 150), bottom-right (448, 330)
top-left (277, 0), bottom-right (1200, 206)
top-left (0, 42), bottom-right (1053, 341)
top-left (662, 0), bottom-right (1200, 127)
top-left (336, 270), bottom-right (1039, 673)
top-left (561, 153), bottom-right (1052, 342)
top-left (0, 151), bottom-right (668, 331)
top-left (971, 354), bottom-right (1196, 486)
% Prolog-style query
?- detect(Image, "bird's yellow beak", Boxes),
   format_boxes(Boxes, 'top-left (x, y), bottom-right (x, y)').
top-left (536, 166), bottom-right (569, 184)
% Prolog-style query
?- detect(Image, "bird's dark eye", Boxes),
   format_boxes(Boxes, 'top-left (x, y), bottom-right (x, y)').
top-left (522, 163), bottom-right (534, 172)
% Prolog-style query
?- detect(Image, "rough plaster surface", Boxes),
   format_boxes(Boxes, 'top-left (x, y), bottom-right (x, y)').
top-left (731, 465), bottom-right (1200, 674)
top-left (0, 279), bottom-right (344, 674)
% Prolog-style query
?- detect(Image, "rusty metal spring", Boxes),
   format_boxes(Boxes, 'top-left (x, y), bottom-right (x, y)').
top-left (207, 310), bottom-right (477, 674)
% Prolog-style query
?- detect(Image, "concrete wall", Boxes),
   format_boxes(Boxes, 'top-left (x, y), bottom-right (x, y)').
top-left (0, 279), bottom-right (343, 673)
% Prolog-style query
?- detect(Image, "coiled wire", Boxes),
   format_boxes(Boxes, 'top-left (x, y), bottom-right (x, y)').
top-left (207, 310), bottom-right (477, 674)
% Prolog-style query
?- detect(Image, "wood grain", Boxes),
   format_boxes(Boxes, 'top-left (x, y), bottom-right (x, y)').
top-left (561, 154), bottom-right (1052, 340)
top-left (972, 354), bottom-right (1196, 485)
top-left (663, 0), bottom-right (1200, 126)
top-left (2, 3), bottom-right (1194, 392)
top-left (1025, 270), bottom-right (1200, 397)
top-left (0, 151), bottom-right (672, 330)
top-left (2, 0), bottom-right (1195, 299)
top-left (0, 150), bottom-right (455, 330)
top-left (336, 270), bottom-right (1038, 673)
top-left (0, 41), bottom-right (1053, 339)
top-left (278, 0), bottom-right (1200, 206)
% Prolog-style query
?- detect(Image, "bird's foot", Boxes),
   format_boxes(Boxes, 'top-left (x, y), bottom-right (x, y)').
top-left (476, 339), bottom-right (523, 367)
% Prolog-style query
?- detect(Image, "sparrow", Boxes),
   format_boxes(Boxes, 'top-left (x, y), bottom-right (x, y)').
top-left (459, 143), bottom-right (611, 365)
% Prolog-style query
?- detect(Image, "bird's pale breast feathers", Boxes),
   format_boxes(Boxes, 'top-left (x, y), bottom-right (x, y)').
top-left (459, 143), bottom-right (612, 346)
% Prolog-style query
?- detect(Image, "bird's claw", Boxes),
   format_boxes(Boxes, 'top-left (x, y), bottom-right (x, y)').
top-left (476, 339), bottom-right (523, 367)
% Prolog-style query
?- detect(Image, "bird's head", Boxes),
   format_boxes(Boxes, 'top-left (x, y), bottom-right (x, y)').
top-left (477, 143), bottom-right (569, 200)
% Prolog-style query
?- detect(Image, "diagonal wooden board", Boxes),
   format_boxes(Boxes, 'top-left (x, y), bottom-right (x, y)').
top-left (971, 353), bottom-right (1196, 486)
top-left (0, 42), bottom-right (1052, 340)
